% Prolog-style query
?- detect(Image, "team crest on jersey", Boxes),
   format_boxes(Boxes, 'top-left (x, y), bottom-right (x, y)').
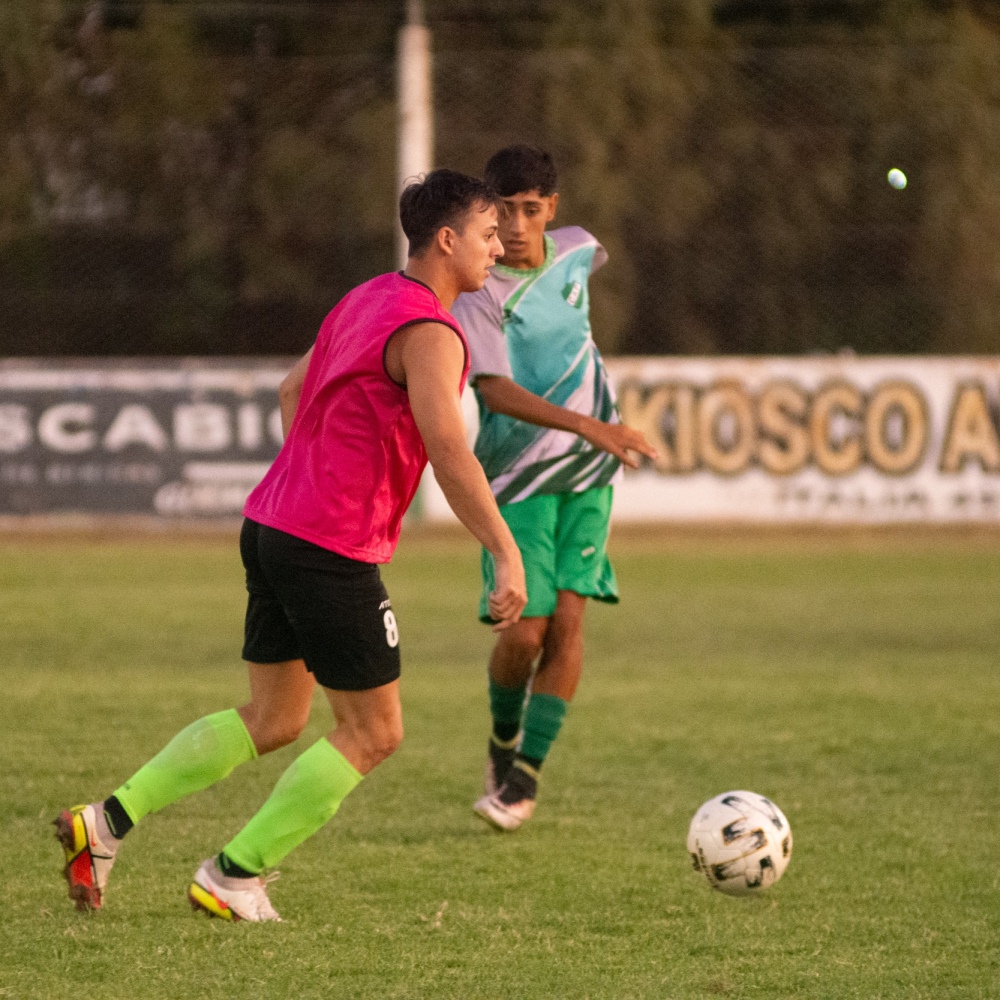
top-left (562, 281), bottom-right (584, 308)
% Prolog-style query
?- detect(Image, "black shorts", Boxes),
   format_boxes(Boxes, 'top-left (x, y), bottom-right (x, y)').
top-left (240, 518), bottom-right (401, 691)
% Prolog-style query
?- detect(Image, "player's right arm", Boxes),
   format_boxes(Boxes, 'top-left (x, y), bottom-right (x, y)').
top-left (476, 375), bottom-right (658, 468)
top-left (386, 322), bottom-right (527, 631)
top-left (453, 276), bottom-right (657, 469)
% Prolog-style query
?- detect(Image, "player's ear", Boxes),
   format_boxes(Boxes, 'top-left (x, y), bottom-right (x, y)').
top-left (546, 192), bottom-right (559, 223)
top-left (436, 226), bottom-right (456, 256)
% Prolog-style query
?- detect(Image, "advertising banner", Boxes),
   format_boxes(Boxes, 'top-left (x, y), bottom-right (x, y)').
top-left (4, 357), bottom-right (1000, 522)
top-left (422, 356), bottom-right (1000, 524)
top-left (0, 360), bottom-right (289, 517)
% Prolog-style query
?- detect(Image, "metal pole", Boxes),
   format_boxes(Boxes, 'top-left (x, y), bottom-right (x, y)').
top-left (398, 1), bottom-right (435, 521)
top-left (396, 0), bottom-right (434, 269)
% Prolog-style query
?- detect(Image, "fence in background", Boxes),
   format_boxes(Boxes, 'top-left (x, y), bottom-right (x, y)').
top-left (2, 6), bottom-right (999, 360)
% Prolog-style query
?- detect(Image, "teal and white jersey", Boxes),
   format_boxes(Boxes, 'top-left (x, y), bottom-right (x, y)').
top-left (452, 225), bottom-right (622, 506)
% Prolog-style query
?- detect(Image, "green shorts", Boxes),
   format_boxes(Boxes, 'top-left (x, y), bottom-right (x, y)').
top-left (479, 485), bottom-right (618, 623)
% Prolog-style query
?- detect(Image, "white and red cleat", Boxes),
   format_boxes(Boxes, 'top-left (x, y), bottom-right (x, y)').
top-left (54, 803), bottom-right (119, 911)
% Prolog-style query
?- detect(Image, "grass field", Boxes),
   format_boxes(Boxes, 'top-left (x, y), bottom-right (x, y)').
top-left (4, 525), bottom-right (1000, 999)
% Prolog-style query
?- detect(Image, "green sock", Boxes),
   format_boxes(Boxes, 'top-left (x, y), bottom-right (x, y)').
top-left (519, 692), bottom-right (568, 764)
top-left (489, 676), bottom-right (526, 743)
top-left (113, 709), bottom-right (257, 825)
top-left (222, 738), bottom-right (362, 874)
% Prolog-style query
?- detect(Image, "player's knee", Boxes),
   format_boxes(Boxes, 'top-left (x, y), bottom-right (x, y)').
top-left (375, 716), bottom-right (405, 762)
top-left (507, 625), bottom-right (546, 664)
top-left (249, 715), bottom-right (309, 755)
top-left (355, 718), bottom-right (403, 768)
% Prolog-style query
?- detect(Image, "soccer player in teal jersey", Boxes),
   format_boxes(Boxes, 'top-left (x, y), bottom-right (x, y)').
top-left (452, 145), bottom-right (656, 831)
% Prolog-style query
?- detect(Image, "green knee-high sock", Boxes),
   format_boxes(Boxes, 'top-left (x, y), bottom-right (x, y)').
top-left (519, 692), bottom-right (568, 765)
top-left (222, 738), bottom-right (362, 875)
top-left (489, 676), bottom-right (526, 743)
top-left (113, 709), bottom-right (257, 825)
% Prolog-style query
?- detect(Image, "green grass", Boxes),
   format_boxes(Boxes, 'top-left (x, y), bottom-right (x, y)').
top-left (3, 527), bottom-right (1000, 999)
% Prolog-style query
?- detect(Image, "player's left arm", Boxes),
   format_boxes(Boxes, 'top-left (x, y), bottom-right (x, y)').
top-left (475, 374), bottom-right (657, 469)
top-left (278, 347), bottom-right (313, 438)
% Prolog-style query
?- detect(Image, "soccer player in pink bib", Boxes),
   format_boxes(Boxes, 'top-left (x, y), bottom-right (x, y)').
top-left (55, 170), bottom-right (527, 922)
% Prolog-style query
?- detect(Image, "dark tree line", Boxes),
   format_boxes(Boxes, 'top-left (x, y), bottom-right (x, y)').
top-left (1, 0), bottom-right (998, 357)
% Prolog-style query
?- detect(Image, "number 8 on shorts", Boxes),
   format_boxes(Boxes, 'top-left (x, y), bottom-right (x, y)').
top-left (383, 610), bottom-right (399, 648)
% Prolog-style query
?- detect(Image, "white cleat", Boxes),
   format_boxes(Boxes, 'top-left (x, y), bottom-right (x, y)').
top-left (473, 791), bottom-right (536, 832)
top-left (188, 858), bottom-right (282, 922)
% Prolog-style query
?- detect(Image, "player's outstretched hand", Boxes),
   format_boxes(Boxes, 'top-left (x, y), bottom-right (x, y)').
top-left (581, 418), bottom-right (658, 469)
top-left (488, 548), bottom-right (528, 632)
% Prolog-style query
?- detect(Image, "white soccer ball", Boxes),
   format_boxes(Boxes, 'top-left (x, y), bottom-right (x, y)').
top-left (687, 790), bottom-right (792, 896)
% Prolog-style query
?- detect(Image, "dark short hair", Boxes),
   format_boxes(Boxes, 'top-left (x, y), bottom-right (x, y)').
top-left (484, 145), bottom-right (558, 198)
top-left (399, 169), bottom-right (501, 257)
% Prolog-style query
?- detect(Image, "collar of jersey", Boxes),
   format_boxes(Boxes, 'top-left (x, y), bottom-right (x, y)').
top-left (493, 233), bottom-right (556, 281)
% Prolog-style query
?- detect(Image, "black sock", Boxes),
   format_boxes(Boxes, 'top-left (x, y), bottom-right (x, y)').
top-left (218, 851), bottom-right (257, 879)
top-left (103, 795), bottom-right (134, 839)
top-left (499, 757), bottom-right (540, 805)
top-left (492, 721), bottom-right (519, 743)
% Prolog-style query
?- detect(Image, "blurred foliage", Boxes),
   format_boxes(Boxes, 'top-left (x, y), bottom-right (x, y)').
top-left (0, 0), bottom-right (998, 355)
top-left (0, 1), bottom-right (397, 355)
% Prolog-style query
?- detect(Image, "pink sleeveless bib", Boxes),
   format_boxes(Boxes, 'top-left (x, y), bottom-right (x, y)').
top-left (244, 272), bottom-right (470, 562)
